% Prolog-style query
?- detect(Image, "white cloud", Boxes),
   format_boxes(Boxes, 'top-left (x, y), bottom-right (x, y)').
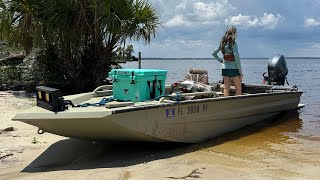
top-left (132, 38), bottom-right (212, 58)
top-left (179, 39), bottom-right (211, 49)
top-left (225, 13), bottom-right (282, 29)
top-left (164, 0), bottom-right (234, 27)
top-left (191, 2), bottom-right (226, 21)
top-left (304, 18), bottom-right (320, 27)
top-left (143, 0), bottom-right (320, 58)
top-left (165, 15), bottom-right (190, 27)
top-left (310, 43), bottom-right (320, 48)
top-left (155, 39), bottom-right (211, 49)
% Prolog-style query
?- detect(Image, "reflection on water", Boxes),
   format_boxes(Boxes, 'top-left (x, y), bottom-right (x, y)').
top-left (187, 110), bottom-right (303, 161)
top-left (181, 110), bottom-right (320, 179)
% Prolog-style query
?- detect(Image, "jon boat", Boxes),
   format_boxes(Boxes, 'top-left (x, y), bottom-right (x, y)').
top-left (12, 55), bottom-right (304, 143)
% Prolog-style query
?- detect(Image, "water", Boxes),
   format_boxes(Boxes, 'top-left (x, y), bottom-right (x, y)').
top-left (121, 58), bottom-right (320, 178)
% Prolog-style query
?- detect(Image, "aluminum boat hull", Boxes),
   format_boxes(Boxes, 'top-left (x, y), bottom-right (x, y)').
top-left (12, 84), bottom-right (303, 143)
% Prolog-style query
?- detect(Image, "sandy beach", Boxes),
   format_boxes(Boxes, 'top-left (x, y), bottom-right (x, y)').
top-left (1, 90), bottom-right (320, 180)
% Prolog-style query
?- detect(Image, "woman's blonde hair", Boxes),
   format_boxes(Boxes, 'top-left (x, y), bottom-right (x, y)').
top-left (219, 26), bottom-right (237, 54)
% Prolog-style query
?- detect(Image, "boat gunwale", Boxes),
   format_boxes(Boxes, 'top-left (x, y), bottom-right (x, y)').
top-left (111, 90), bottom-right (303, 114)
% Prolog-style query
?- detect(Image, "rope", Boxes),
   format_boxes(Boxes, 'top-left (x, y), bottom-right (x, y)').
top-left (76, 97), bottom-right (114, 107)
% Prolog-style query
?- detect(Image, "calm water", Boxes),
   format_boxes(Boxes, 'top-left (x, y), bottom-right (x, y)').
top-left (122, 58), bottom-right (320, 137)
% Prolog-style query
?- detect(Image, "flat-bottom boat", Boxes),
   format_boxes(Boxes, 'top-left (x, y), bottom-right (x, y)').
top-left (12, 83), bottom-right (303, 143)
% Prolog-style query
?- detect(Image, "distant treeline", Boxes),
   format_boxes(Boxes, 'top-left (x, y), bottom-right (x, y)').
top-left (142, 57), bottom-right (320, 60)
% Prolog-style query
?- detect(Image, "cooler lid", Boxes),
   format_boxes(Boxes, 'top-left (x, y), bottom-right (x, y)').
top-left (109, 69), bottom-right (167, 76)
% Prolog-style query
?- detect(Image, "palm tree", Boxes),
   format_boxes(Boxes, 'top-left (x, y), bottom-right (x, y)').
top-left (0, 0), bottom-right (160, 93)
top-left (125, 45), bottom-right (134, 61)
top-left (115, 46), bottom-right (125, 62)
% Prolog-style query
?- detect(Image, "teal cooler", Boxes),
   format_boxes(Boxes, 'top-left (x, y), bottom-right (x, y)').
top-left (109, 69), bottom-right (167, 102)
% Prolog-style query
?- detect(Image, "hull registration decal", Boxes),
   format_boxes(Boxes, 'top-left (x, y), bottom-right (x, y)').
top-left (165, 104), bottom-right (208, 119)
top-left (166, 108), bottom-right (175, 118)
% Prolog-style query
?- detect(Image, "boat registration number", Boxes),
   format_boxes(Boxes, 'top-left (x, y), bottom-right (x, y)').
top-left (166, 104), bottom-right (208, 118)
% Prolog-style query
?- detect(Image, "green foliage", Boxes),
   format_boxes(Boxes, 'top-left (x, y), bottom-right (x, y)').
top-left (29, 48), bottom-right (66, 85)
top-left (22, 47), bottom-right (79, 92)
top-left (113, 45), bottom-right (135, 62)
top-left (0, 66), bottom-right (22, 83)
top-left (0, 0), bottom-right (160, 93)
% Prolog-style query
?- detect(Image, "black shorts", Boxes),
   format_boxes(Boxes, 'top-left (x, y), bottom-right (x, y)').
top-left (222, 69), bottom-right (240, 77)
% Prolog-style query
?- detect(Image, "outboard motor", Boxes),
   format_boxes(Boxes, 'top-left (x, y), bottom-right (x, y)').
top-left (263, 54), bottom-right (288, 85)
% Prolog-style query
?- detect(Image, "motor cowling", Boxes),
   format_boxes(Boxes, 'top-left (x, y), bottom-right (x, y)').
top-left (263, 54), bottom-right (288, 85)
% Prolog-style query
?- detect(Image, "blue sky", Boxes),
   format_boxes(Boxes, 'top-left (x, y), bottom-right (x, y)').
top-left (132, 0), bottom-right (320, 58)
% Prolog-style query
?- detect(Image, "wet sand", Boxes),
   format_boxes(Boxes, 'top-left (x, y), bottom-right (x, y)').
top-left (1, 91), bottom-right (320, 180)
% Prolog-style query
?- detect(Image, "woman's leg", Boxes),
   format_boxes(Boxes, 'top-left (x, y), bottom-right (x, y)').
top-left (232, 76), bottom-right (242, 95)
top-left (223, 76), bottom-right (231, 96)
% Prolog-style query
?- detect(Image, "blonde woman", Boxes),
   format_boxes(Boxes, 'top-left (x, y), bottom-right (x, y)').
top-left (212, 26), bottom-right (243, 96)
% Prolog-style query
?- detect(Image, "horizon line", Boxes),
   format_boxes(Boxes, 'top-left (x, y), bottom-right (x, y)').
top-left (140, 57), bottom-right (320, 59)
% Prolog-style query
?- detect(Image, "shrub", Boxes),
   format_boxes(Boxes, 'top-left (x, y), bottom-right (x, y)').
top-left (0, 66), bottom-right (22, 84)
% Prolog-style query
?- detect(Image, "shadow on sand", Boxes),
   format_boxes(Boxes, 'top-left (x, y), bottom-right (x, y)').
top-left (22, 110), bottom-right (303, 173)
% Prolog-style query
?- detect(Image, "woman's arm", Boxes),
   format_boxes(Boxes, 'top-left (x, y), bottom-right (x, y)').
top-left (212, 46), bottom-right (223, 63)
top-left (233, 42), bottom-right (242, 74)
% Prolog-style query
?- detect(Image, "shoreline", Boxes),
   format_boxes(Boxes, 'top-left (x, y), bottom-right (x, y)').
top-left (140, 57), bottom-right (320, 60)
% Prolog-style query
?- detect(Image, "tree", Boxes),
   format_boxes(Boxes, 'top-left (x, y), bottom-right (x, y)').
top-left (0, 0), bottom-right (160, 93)
top-left (125, 45), bottom-right (134, 61)
top-left (114, 46), bottom-right (126, 63)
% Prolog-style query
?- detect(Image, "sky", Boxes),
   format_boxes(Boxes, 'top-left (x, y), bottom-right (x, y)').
top-left (131, 0), bottom-right (320, 58)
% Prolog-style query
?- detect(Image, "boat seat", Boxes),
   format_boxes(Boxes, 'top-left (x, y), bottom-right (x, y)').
top-left (105, 101), bottom-right (134, 108)
top-left (184, 68), bottom-right (209, 84)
